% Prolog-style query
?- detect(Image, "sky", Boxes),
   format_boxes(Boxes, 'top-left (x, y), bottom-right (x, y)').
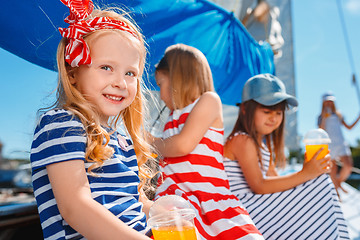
top-left (1, 0), bottom-right (360, 160)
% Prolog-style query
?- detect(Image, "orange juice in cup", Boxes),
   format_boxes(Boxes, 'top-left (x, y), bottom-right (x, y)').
top-left (305, 144), bottom-right (328, 161)
top-left (148, 195), bottom-right (197, 240)
top-left (303, 129), bottom-right (331, 162)
top-left (151, 224), bottom-right (197, 240)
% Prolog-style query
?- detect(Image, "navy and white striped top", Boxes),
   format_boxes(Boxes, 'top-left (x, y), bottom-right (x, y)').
top-left (30, 109), bottom-right (147, 240)
top-left (224, 148), bottom-right (270, 194)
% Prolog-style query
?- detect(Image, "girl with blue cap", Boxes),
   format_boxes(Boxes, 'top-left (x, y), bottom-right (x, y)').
top-left (223, 74), bottom-right (349, 239)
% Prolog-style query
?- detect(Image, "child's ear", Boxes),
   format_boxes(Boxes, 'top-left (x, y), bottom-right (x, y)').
top-left (241, 104), bottom-right (246, 115)
top-left (67, 66), bottom-right (76, 84)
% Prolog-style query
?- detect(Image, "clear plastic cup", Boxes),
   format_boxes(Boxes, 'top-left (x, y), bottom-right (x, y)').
top-left (303, 128), bottom-right (331, 162)
top-left (148, 195), bottom-right (197, 240)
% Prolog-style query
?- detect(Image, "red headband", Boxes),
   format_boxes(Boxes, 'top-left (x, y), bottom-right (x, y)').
top-left (58, 0), bottom-right (139, 67)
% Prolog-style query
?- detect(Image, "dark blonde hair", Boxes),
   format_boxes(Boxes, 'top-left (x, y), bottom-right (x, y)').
top-left (321, 100), bottom-right (337, 114)
top-left (55, 6), bottom-right (153, 188)
top-left (227, 100), bottom-right (287, 167)
top-left (155, 44), bottom-right (214, 109)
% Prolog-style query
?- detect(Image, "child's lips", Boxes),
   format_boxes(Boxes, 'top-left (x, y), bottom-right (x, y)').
top-left (265, 123), bottom-right (277, 128)
top-left (104, 94), bottom-right (124, 102)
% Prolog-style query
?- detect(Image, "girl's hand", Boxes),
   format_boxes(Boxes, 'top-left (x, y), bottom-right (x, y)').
top-left (302, 148), bottom-right (331, 179)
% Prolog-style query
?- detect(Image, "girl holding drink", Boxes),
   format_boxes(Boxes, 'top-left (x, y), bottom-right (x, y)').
top-left (224, 74), bottom-right (349, 239)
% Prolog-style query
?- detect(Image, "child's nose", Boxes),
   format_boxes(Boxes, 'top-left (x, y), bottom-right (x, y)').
top-left (269, 113), bottom-right (277, 121)
top-left (112, 76), bottom-right (127, 89)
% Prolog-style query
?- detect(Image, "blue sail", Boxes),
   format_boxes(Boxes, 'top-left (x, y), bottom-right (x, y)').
top-left (0, 0), bottom-right (274, 106)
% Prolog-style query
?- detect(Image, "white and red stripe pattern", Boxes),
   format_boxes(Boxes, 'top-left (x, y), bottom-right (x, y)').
top-left (155, 99), bottom-right (263, 240)
top-left (58, 0), bottom-right (138, 67)
top-left (60, 0), bottom-right (94, 24)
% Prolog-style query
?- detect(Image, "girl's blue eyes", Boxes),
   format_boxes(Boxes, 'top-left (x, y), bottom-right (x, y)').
top-left (125, 72), bottom-right (135, 77)
top-left (100, 66), bottom-right (136, 77)
top-left (101, 65), bottom-right (112, 71)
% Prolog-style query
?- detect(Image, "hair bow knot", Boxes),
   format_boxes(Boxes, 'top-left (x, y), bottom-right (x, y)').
top-left (58, 0), bottom-right (138, 67)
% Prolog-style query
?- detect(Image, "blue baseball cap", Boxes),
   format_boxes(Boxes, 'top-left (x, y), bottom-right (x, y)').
top-left (241, 74), bottom-right (298, 107)
top-left (322, 91), bottom-right (336, 102)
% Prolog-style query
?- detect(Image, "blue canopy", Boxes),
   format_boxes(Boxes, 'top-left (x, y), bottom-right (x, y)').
top-left (0, 0), bottom-right (274, 105)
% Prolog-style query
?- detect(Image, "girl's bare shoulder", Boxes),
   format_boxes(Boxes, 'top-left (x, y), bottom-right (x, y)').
top-left (225, 132), bottom-right (258, 162)
top-left (227, 132), bottom-right (256, 150)
top-left (199, 91), bottom-right (221, 104)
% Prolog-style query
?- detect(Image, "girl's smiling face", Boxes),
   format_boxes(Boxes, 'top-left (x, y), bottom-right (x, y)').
top-left (70, 31), bottom-right (141, 125)
top-left (254, 105), bottom-right (283, 137)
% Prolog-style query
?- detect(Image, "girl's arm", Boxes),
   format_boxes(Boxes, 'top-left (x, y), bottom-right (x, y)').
top-left (341, 112), bottom-right (360, 130)
top-left (153, 92), bottom-right (222, 157)
top-left (47, 160), bottom-right (151, 240)
top-left (228, 134), bottom-right (331, 194)
top-left (266, 160), bottom-right (279, 176)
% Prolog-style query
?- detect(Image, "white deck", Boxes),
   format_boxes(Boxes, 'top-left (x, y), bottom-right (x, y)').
top-left (339, 183), bottom-right (360, 240)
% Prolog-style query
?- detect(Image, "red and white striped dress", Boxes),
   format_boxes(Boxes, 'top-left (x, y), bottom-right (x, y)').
top-left (155, 99), bottom-right (263, 240)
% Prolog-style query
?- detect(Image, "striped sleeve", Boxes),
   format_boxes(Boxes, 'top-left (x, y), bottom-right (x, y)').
top-left (31, 109), bottom-right (86, 171)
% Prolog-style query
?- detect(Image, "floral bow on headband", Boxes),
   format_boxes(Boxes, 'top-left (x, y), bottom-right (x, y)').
top-left (58, 0), bottom-right (138, 67)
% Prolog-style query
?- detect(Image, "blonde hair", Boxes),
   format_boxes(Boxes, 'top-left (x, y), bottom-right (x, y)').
top-left (156, 44), bottom-right (214, 109)
top-left (55, 6), bottom-right (153, 189)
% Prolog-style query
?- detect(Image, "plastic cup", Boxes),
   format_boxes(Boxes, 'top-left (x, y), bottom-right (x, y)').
top-left (148, 195), bottom-right (197, 240)
top-left (303, 128), bottom-right (331, 162)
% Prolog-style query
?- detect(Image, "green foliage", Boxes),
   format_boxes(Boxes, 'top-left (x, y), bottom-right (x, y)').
top-left (288, 148), bottom-right (303, 163)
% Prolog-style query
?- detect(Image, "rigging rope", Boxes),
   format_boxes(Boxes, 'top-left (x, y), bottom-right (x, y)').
top-left (336, 0), bottom-right (356, 75)
top-left (336, 0), bottom-right (360, 105)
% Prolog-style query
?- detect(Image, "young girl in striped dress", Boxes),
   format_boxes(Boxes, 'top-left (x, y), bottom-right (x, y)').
top-left (30, 0), bottom-right (154, 239)
top-left (150, 44), bottom-right (263, 240)
top-left (224, 74), bottom-right (349, 239)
